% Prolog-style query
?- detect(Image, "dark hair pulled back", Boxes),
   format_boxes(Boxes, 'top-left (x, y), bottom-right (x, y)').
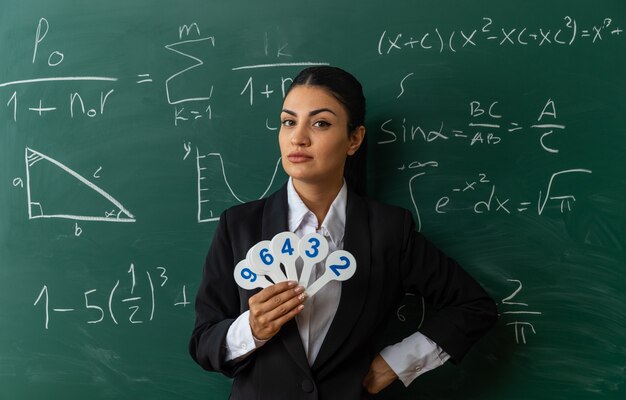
top-left (285, 66), bottom-right (368, 196)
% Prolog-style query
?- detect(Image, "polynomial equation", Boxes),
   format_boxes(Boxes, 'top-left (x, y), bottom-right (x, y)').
top-left (377, 16), bottom-right (623, 55)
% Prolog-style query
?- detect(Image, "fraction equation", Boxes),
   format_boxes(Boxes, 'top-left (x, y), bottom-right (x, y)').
top-left (33, 263), bottom-right (190, 329)
top-left (0, 18), bottom-right (117, 122)
top-left (164, 23), bottom-right (328, 125)
top-left (380, 98), bottom-right (567, 154)
top-left (500, 279), bottom-right (542, 345)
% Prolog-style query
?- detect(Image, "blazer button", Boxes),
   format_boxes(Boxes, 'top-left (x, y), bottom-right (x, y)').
top-left (301, 379), bottom-right (314, 393)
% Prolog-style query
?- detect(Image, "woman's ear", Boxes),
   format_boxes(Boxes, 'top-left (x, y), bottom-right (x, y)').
top-left (347, 126), bottom-right (366, 156)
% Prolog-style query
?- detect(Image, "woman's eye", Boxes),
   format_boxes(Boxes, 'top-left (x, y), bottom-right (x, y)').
top-left (281, 119), bottom-right (295, 127)
top-left (313, 120), bottom-right (330, 128)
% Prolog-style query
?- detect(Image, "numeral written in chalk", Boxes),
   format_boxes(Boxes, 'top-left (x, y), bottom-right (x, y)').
top-left (33, 264), bottom-right (187, 330)
top-left (136, 73), bottom-right (153, 84)
top-left (239, 76), bottom-right (293, 105)
top-left (4, 90), bottom-right (114, 122)
top-left (499, 279), bottom-right (543, 345)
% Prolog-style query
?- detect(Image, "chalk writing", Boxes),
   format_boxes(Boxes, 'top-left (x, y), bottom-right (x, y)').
top-left (239, 76), bottom-right (294, 106)
top-left (410, 169), bottom-right (592, 222)
top-left (378, 98), bottom-right (566, 154)
top-left (500, 279), bottom-right (543, 344)
top-left (164, 24), bottom-right (215, 125)
top-left (194, 147), bottom-right (281, 223)
top-left (377, 16), bottom-right (623, 55)
top-left (3, 86), bottom-right (116, 121)
top-left (23, 147), bottom-right (136, 223)
top-left (33, 264), bottom-right (188, 330)
top-left (0, 17), bottom-right (118, 123)
top-left (32, 17), bottom-right (65, 66)
top-left (396, 293), bottom-right (426, 329)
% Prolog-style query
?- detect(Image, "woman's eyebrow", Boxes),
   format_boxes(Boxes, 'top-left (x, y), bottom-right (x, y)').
top-left (309, 108), bottom-right (337, 116)
top-left (281, 108), bottom-right (338, 116)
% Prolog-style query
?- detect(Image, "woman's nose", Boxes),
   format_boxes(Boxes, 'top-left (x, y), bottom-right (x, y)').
top-left (290, 125), bottom-right (310, 146)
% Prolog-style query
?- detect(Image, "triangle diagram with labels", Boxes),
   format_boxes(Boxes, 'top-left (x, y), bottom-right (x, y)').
top-left (25, 147), bottom-right (135, 222)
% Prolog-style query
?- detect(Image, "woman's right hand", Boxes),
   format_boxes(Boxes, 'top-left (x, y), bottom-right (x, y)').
top-left (248, 281), bottom-right (306, 340)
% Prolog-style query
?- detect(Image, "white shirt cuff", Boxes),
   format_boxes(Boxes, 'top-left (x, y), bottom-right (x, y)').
top-left (224, 310), bottom-right (268, 362)
top-left (379, 331), bottom-right (451, 386)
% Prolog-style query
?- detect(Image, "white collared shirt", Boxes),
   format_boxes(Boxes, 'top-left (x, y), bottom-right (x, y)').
top-left (224, 178), bottom-right (450, 386)
top-left (287, 177), bottom-right (345, 366)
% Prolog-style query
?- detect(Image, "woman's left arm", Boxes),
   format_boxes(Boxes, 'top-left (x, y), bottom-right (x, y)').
top-left (399, 209), bottom-right (498, 363)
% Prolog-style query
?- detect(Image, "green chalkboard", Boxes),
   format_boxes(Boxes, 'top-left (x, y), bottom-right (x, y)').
top-left (1, 1), bottom-right (625, 399)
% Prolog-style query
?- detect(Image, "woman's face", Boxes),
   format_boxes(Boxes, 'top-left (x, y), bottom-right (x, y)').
top-left (279, 85), bottom-right (363, 188)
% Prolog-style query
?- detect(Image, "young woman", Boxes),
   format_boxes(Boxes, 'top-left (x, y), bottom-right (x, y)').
top-left (190, 66), bottom-right (497, 399)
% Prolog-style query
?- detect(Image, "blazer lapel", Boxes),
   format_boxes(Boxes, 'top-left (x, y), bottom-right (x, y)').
top-left (312, 188), bottom-right (371, 373)
top-left (261, 183), bottom-right (312, 375)
top-left (261, 183), bottom-right (289, 239)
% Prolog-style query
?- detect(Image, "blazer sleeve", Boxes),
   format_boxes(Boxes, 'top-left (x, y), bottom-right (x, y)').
top-left (189, 210), bottom-right (254, 377)
top-left (399, 209), bottom-right (498, 363)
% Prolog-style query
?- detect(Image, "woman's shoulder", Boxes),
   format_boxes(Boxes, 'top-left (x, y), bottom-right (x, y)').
top-left (353, 195), bottom-right (419, 248)
top-left (219, 185), bottom-right (286, 227)
top-left (221, 198), bottom-right (267, 223)
top-left (357, 194), bottom-right (414, 227)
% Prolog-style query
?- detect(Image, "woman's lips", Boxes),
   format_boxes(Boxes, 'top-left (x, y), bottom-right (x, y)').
top-left (287, 152), bottom-right (313, 163)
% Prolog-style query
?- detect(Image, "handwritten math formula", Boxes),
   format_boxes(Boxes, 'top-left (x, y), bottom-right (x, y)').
top-left (0, 13), bottom-right (617, 355)
top-left (404, 168), bottom-right (593, 232)
top-left (395, 278), bottom-right (543, 345)
top-left (1, 18), bottom-right (602, 234)
top-left (500, 279), bottom-right (542, 345)
top-left (0, 5), bottom-right (624, 399)
top-left (33, 263), bottom-right (190, 330)
top-left (435, 169), bottom-right (592, 215)
top-left (377, 16), bottom-right (622, 55)
top-left (1, 17), bottom-right (117, 123)
top-left (1, 16), bottom-right (622, 128)
top-left (379, 99), bottom-right (567, 154)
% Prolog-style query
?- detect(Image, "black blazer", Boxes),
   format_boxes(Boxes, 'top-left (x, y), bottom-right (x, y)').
top-left (190, 184), bottom-right (497, 400)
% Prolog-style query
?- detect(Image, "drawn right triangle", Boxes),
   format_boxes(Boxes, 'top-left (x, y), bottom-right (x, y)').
top-left (25, 147), bottom-right (135, 222)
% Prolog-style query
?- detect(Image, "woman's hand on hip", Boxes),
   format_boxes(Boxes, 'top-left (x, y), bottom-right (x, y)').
top-left (363, 354), bottom-right (398, 394)
top-left (248, 281), bottom-right (306, 341)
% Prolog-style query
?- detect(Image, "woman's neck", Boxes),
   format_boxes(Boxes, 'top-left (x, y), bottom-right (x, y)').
top-left (292, 178), bottom-right (343, 227)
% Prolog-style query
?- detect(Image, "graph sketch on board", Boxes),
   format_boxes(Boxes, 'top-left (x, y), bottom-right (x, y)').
top-left (25, 148), bottom-right (136, 222)
top-left (195, 147), bottom-right (281, 222)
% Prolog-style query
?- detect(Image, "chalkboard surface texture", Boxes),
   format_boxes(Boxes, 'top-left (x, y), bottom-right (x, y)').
top-left (1, 1), bottom-right (625, 399)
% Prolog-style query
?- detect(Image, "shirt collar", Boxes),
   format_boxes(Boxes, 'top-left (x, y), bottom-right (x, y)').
top-left (286, 177), bottom-right (347, 247)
